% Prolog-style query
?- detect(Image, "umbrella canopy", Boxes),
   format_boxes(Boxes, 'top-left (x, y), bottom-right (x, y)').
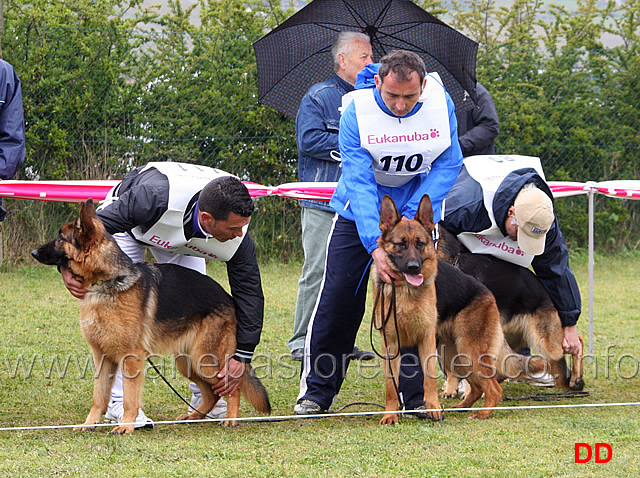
top-left (253, 0), bottom-right (478, 120)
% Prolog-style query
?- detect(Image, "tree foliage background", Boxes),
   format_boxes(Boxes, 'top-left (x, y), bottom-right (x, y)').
top-left (1, 0), bottom-right (639, 263)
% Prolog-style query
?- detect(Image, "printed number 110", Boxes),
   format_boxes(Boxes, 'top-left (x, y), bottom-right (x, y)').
top-left (379, 154), bottom-right (423, 172)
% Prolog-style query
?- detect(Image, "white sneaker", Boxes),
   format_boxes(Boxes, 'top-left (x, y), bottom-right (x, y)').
top-left (104, 400), bottom-right (154, 429)
top-left (457, 378), bottom-right (468, 396)
top-left (188, 393), bottom-right (227, 419)
top-left (530, 371), bottom-right (555, 387)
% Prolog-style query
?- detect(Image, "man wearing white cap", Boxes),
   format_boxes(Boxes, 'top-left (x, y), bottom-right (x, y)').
top-left (393, 155), bottom-right (581, 405)
top-left (440, 155), bottom-right (582, 354)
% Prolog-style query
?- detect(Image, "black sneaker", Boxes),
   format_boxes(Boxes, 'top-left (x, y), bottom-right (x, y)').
top-left (349, 346), bottom-right (375, 361)
top-left (294, 399), bottom-right (327, 415)
top-left (405, 405), bottom-right (429, 419)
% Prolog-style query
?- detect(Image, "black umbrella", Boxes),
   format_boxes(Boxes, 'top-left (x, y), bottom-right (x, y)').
top-left (253, 0), bottom-right (478, 120)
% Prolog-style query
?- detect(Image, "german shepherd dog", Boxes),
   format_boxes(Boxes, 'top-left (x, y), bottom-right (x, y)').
top-left (437, 227), bottom-right (585, 393)
top-left (32, 199), bottom-right (271, 434)
top-left (372, 195), bottom-right (547, 424)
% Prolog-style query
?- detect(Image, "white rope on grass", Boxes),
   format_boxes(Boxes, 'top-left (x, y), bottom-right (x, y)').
top-left (1, 401), bottom-right (639, 432)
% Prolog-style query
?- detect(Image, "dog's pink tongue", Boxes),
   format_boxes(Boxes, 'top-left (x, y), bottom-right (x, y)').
top-left (403, 273), bottom-right (424, 286)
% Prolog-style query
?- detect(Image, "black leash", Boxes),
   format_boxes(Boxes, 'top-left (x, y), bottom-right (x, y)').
top-left (503, 390), bottom-right (590, 402)
top-left (370, 280), bottom-right (405, 410)
top-left (146, 357), bottom-right (223, 420)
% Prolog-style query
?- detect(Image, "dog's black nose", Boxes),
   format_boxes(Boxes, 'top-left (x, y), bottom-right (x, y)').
top-left (31, 250), bottom-right (39, 259)
top-left (406, 261), bottom-right (421, 274)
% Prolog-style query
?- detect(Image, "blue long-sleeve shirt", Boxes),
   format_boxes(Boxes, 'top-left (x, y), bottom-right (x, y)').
top-left (330, 67), bottom-right (463, 254)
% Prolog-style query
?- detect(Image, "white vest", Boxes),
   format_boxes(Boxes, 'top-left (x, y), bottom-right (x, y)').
top-left (351, 73), bottom-right (451, 187)
top-left (455, 155), bottom-right (545, 267)
top-left (101, 162), bottom-right (246, 261)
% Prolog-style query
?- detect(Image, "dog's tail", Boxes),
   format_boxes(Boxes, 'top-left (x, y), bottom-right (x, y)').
top-left (240, 365), bottom-right (271, 415)
top-left (495, 340), bottom-right (549, 384)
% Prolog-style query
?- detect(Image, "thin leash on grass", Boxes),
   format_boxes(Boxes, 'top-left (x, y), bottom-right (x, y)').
top-left (146, 357), bottom-right (224, 420)
top-left (370, 279), bottom-right (405, 409)
top-left (1, 400), bottom-right (639, 432)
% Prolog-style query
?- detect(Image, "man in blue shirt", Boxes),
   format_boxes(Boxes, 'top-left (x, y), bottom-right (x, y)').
top-left (295, 50), bottom-right (463, 415)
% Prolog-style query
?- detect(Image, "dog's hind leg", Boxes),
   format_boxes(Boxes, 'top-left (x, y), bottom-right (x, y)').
top-left (221, 390), bottom-right (241, 427)
top-left (175, 355), bottom-right (222, 422)
top-left (467, 377), bottom-right (503, 419)
top-left (76, 350), bottom-right (118, 432)
top-left (467, 345), bottom-right (503, 419)
top-left (452, 366), bottom-right (503, 419)
top-left (569, 335), bottom-right (585, 391)
top-left (522, 312), bottom-right (578, 390)
top-left (438, 334), bottom-right (461, 399)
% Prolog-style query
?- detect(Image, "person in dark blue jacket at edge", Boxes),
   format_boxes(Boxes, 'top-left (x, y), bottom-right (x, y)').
top-left (456, 81), bottom-right (499, 157)
top-left (398, 155), bottom-right (583, 411)
top-left (295, 50), bottom-right (464, 415)
top-left (0, 59), bottom-right (27, 221)
top-left (289, 31), bottom-right (375, 363)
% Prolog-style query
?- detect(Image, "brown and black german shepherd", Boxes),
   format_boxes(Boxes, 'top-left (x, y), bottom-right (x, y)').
top-left (372, 195), bottom-right (547, 424)
top-left (437, 227), bottom-right (585, 392)
top-left (32, 199), bottom-right (271, 434)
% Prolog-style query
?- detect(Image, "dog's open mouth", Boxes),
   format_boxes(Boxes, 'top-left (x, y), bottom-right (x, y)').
top-left (403, 273), bottom-right (424, 287)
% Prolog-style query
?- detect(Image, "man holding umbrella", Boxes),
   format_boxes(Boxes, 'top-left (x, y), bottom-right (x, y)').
top-left (295, 50), bottom-right (464, 415)
top-left (289, 31), bottom-right (375, 363)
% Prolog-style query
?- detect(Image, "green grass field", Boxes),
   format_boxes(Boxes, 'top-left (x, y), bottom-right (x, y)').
top-left (0, 253), bottom-right (638, 477)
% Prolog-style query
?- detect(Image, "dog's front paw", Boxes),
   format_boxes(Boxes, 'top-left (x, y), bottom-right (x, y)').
top-left (177, 411), bottom-right (207, 422)
top-left (220, 419), bottom-right (238, 427)
top-left (424, 401), bottom-right (443, 421)
top-left (379, 413), bottom-right (399, 425)
top-left (73, 423), bottom-right (97, 432)
top-left (110, 424), bottom-right (135, 435)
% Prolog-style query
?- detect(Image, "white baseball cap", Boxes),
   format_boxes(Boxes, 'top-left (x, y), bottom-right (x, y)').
top-left (514, 187), bottom-right (554, 255)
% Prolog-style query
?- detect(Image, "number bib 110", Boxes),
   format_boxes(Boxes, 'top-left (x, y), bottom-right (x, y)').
top-left (354, 74), bottom-right (450, 187)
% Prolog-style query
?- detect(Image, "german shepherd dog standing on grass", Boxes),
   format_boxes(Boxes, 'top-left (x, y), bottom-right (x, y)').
top-left (437, 227), bottom-right (585, 393)
top-left (372, 195), bottom-right (547, 424)
top-left (32, 199), bottom-right (271, 434)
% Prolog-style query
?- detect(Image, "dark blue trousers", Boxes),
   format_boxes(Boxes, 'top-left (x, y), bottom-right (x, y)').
top-left (298, 215), bottom-right (427, 410)
top-left (298, 215), bottom-right (371, 409)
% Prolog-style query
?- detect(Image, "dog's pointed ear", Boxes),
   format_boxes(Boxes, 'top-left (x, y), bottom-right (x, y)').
top-left (75, 199), bottom-right (100, 246)
top-left (415, 194), bottom-right (435, 232)
top-left (380, 195), bottom-right (401, 232)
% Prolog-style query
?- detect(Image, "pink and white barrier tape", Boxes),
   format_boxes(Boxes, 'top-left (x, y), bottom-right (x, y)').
top-left (1, 179), bottom-right (639, 203)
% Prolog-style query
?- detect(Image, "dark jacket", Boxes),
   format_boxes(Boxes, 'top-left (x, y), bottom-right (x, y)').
top-left (98, 165), bottom-right (264, 361)
top-left (0, 60), bottom-right (26, 221)
top-left (296, 73), bottom-right (354, 212)
top-left (442, 166), bottom-right (581, 327)
top-left (456, 82), bottom-right (499, 156)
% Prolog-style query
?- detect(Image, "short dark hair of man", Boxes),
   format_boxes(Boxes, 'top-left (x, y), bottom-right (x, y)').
top-left (198, 175), bottom-right (254, 220)
top-left (378, 50), bottom-right (426, 85)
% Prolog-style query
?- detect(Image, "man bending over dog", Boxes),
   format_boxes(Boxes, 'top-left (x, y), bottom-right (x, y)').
top-left (442, 155), bottom-right (581, 353)
top-left (398, 155), bottom-right (582, 406)
top-left (294, 50), bottom-right (464, 416)
top-left (59, 161), bottom-right (264, 429)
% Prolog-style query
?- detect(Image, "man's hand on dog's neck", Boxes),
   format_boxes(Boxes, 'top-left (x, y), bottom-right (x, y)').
top-left (372, 247), bottom-right (403, 285)
top-left (61, 266), bottom-right (88, 299)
